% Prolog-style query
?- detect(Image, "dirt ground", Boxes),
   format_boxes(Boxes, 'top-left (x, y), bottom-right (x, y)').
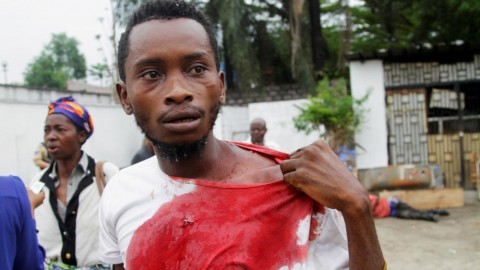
top-left (375, 190), bottom-right (480, 270)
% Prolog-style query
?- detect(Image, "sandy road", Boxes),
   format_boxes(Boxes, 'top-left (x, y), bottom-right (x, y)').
top-left (375, 191), bottom-right (480, 270)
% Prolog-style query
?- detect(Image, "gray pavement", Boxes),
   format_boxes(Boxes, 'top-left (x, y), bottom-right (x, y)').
top-left (375, 190), bottom-right (480, 270)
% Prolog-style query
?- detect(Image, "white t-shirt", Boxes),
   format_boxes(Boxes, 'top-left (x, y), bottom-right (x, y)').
top-left (99, 145), bottom-right (349, 269)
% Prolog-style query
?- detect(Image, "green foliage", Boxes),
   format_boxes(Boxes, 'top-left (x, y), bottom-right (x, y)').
top-left (351, 0), bottom-right (480, 52)
top-left (89, 63), bottom-right (112, 86)
top-left (107, 0), bottom-right (480, 92)
top-left (205, 0), bottom-right (261, 90)
top-left (294, 76), bottom-right (369, 151)
top-left (111, 0), bottom-right (142, 27)
top-left (24, 33), bottom-right (86, 88)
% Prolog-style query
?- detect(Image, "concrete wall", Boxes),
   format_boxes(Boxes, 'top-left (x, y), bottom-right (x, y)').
top-left (349, 60), bottom-right (389, 169)
top-left (248, 100), bottom-right (322, 153)
top-left (217, 106), bottom-right (250, 142)
top-left (0, 85), bottom-right (144, 181)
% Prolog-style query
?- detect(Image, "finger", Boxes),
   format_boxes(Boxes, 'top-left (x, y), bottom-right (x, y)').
top-left (282, 171), bottom-right (302, 190)
top-left (282, 171), bottom-right (296, 184)
top-left (279, 159), bottom-right (298, 174)
top-left (288, 147), bottom-right (305, 158)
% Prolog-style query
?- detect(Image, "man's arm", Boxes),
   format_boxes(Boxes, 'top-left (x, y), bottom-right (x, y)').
top-left (280, 140), bottom-right (385, 270)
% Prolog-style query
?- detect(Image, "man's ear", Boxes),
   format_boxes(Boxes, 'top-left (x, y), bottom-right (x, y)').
top-left (116, 82), bottom-right (133, 115)
top-left (218, 71), bottom-right (226, 105)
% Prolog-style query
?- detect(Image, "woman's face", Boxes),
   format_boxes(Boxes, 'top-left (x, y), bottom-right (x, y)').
top-left (44, 114), bottom-right (86, 161)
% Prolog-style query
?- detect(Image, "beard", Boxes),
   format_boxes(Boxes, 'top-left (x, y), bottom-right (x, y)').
top-left (136, 101), bottom-right (222, 163)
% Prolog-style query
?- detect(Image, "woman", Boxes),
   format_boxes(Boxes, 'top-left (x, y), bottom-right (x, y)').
top-left (30, 96), bottom-right (118, 269)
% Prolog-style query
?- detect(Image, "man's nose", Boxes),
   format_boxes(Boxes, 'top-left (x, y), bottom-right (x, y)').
top-left (164, 73), bottom-right (193, 105)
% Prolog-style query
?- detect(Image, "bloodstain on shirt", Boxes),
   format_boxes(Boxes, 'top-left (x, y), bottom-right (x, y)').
top-left (126, 143), bottom-right (322, 269)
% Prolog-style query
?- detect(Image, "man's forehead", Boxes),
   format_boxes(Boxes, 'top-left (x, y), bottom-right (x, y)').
top-left (130, 18), bottom-right (209, 44)
top-left (126, 18), bottom-right (213, 62)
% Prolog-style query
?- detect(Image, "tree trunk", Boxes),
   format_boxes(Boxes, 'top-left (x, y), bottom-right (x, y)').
top-left (308, 0), bottom-right (327, 80)
top-left (223, 35), bottom-right (235, 90)
top-left (337, 0), bottom-right (352, 72)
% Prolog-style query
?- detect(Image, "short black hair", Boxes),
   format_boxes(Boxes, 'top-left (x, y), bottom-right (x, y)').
top-left (117, 0), bottom-right (219, 82)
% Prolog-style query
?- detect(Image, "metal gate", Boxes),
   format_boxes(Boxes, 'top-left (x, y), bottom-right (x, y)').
top-left (428, 133), bottom-right (480, 188)
top-left (386, 89), bottom-right (429, 165)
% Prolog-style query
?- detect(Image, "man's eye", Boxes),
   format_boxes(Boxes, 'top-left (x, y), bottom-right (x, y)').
top-left (189, 65), bottom-right (206, 75)
top-left (142, 71), bottom-right (160, 79)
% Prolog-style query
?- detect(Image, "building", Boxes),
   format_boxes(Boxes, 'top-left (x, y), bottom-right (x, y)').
top-left (349, 43), bottom-right (480, 188)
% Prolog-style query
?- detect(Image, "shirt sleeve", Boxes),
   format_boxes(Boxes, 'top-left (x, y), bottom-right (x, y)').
top-left (0, 176), bottom-right (45, 270)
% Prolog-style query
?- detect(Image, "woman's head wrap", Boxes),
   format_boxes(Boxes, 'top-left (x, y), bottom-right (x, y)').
top-left (47, 96), bottom-right (94, 138)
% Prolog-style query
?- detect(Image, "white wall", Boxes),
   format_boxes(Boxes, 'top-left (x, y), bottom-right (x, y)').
top-left (0, 99), bottom-right (144, 182)
top-left (248, 100), bottom-right (322, 153)
top-left (349, 60), bottom-right (389, 169)
top-left (217, 106), bottom-right (249, 141)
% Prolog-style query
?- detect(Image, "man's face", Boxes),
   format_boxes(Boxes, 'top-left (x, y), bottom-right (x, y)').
top-left (117, 19), bottom-right (225, 150)
top-left (250, 122), bottom-right (266, 144)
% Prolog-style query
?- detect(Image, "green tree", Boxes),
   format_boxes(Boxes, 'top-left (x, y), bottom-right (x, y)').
top-left (205, 0), bottom-right (261, 91)
top-left (294, 76), bottom-right (369, 153)
top-left (24, 33), bottom-right (86, 88)
top-left (89, 63), bottom-right (112, 87)
top-left (350, 0), bottom-right (480, 52)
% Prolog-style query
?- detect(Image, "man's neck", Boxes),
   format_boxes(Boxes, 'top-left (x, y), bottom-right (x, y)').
top-left (155, 135), bottom-right (232, 181)
top-left (252, 139), bottom-right (264, 146)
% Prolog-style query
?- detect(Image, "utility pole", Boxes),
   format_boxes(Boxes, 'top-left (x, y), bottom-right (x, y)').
top-left (2, 62), bottom-right (7, 84)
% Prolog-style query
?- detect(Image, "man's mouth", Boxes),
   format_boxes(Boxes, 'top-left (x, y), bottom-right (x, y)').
top-left (162, 108), bottom-right (203, 133)
top-left (170, 117), bottom-right (196, 123)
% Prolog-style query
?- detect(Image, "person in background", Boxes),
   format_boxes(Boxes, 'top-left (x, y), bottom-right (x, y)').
top-left (33, 142), bottom-right (52, 170)
top-left (130, 136), bottom-right (154, 165)
top-left (244, 117), bottom-right (281, 151)
top-left (0, 175), bottom-right (45, 270)
top-left (369, 194), bottom-right (449, 222)
top-left (30, 96), bottom-right (119, 269)
top-left (99, 1), bottom-right (384, 269)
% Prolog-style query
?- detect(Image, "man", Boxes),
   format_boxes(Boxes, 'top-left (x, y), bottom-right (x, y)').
top-left (99, 1), bottom-right (385, 269)
top-left (245, 117), bottom-right (281, 150)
